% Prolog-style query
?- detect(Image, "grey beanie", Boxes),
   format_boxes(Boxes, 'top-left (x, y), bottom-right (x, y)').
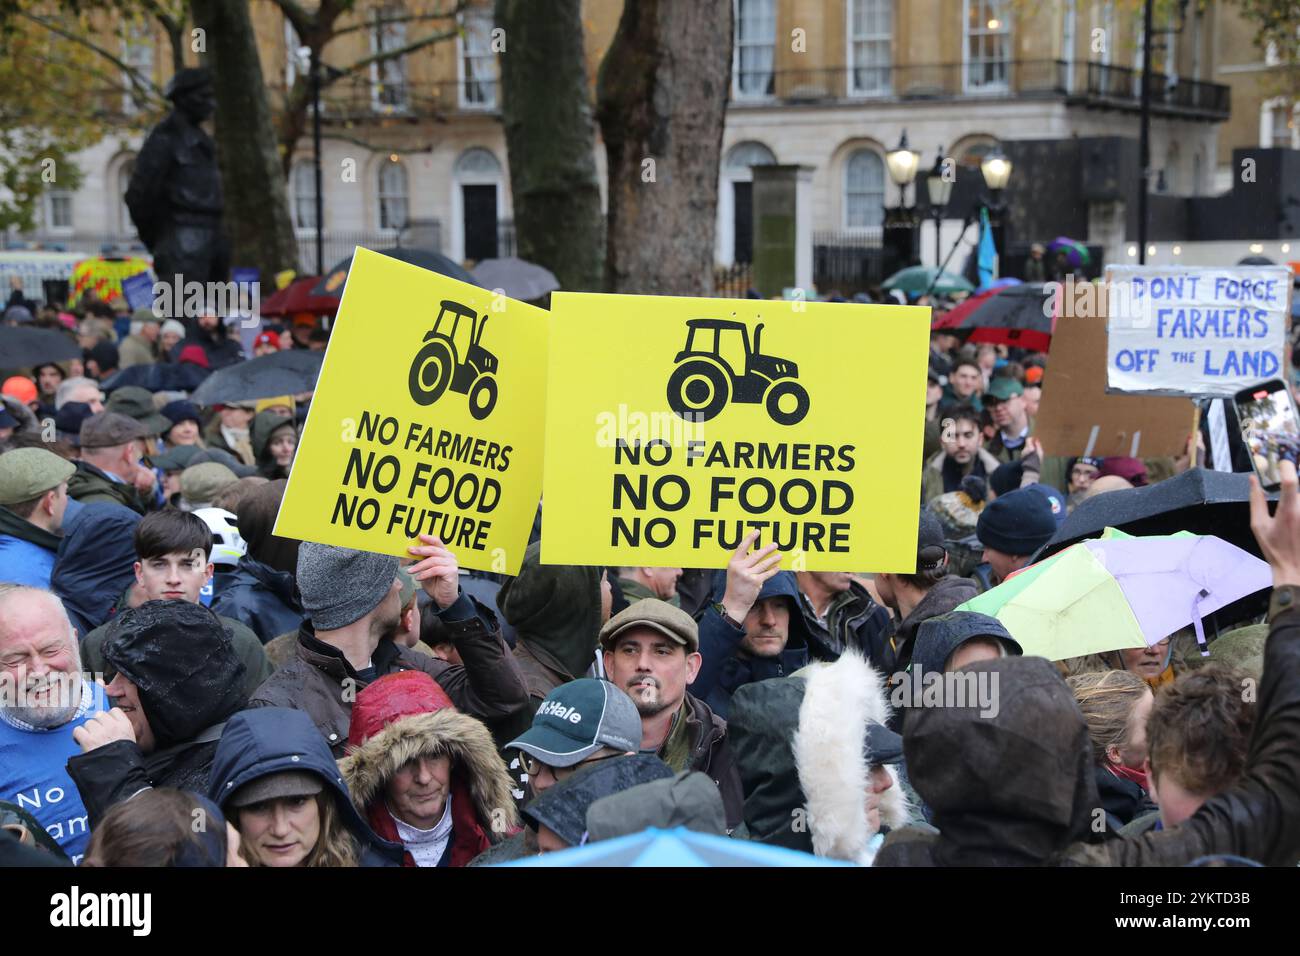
top-left (296, 542), bottom-right (399, 630)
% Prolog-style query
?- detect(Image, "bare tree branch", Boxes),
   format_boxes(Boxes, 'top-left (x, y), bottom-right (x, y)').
top-left (329, 26), bottom-right (462, 81)
top-left (17, 9), bottom-right (164, 104)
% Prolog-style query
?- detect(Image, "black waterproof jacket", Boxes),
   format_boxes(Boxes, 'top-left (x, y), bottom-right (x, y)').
top-left (210, 555), bottom-right (304, 643)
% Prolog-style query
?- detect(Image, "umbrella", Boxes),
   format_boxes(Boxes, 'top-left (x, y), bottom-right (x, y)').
top-left (502, 826), bottom-right (852, 867)
top-left (259, 277), bottom-right (340, 319)
top-left (311, 247), bottom-right (480, 298)
top-left (1039, 468), bottom-right (1270, 562)
top-left (471, 257), bottom-right (559, 301)
top-left (0, 326), bottom-right (81, 367)
top-left (1236, 255), bottom-right (1275, 267)
top-left (190, 350), bottom-right (324, 406)
top-left (932, 285), bottom-right (999, 330)
top-left (933, 282), bottom-right (1056, 351)
top-left (882, 266), bottom-right (974, 298)
top-left (978, 276), bottom-right (1022, 293)
top-left (959, 532), bottom-right (1271, 661)
top-left (1047, 237), bottom-right (1091, 268)
top-left (101, 362), bottom-right (209, 394)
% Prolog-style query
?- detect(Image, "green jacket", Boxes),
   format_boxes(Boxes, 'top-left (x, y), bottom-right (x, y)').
top-left (66, 462), bottom-right (146, 514)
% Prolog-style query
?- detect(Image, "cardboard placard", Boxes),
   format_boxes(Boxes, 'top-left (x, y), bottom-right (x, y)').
top-left (1035, 304), bottom-right (1196, 458)
top-left (274, 248), bottom-right (547, 574)
top-left (541, 292), bottom-right (931, 572)
top-left (1105, 265), bottom-right (1292, 398)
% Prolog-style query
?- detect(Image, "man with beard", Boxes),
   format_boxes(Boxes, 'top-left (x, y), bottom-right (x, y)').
top-left (600, 598), bottom-right (743, 829)
top-left (247, 537), bottom-right (527, 757)
top-left (921, 405), bottom-right (1000, 504)
top-left (0, 585), bottom-right (110, 863)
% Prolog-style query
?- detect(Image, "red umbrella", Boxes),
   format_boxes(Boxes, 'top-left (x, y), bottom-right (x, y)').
top-left (259, 277), bottom-right (339, 319)
top-left (932, 286), bottom-right (1000, 331)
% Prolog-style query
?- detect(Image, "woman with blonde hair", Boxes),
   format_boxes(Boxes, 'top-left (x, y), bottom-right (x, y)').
top-left (208, 707), bottom-right (402, 867)
top-left (1066, 670), bottom-right (1156, 834)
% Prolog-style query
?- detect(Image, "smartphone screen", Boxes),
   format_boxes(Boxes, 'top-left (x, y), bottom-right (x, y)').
top-left (1234, 379), bottom-right (1300, 491)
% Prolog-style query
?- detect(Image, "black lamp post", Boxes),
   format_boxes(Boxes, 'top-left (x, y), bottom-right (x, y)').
top-left (979, 145), bottom-right (1013, 266)
top-left (883, 130), bottom-right (921, 271)
top-left (924, 147), bottom-right (952, 270)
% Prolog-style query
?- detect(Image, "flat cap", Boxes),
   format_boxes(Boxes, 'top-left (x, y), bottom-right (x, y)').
top-left (0, 448), bottom-right (76, 505)
top-left (79, 411), bottom-right (148, 449)
top-left (180, 462), bottom-right (238, 506)
top-left (599, 597), bottom-right (699, 654)
top-left (106, 386), bottom-right (171, 435)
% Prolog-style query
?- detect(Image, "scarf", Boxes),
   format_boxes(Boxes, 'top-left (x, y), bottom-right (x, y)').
top-left (657, 700), bottom-right (693, 773)
top-left (1107, 761), bottom-right (1150, 793)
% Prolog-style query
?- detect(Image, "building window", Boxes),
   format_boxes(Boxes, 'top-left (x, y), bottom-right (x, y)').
top-left (848, 0), bottom-right (892, 96)
top-left (844, 149), bottom-right (885, 229)
top-left (459, 7), bottom-right (497, 109)
top-left (370, 5), bottom-right (409, 112)
top-left (964, 0), bottom-right (1011, 93)
top-left (378, 159), bottom-right (408, 231)
top-left (117, 160), bottom-right (136, 235)
top-left (1095, 1), bottom-right (1114, 66)
top-left (121, 22), bottom-right (153, 116)
top-left (292, 160), bottom-right (318, 230)
top-left (734, 0), bottom-right (775, 99)
top-left (46, 188), bottom-right (73, 231)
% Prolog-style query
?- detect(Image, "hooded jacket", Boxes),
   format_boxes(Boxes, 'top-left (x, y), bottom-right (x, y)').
top-left (728, 651), bottom-right (908, 863)
top-left (50, 501), bottom-right (141, 637)
top-left (66, 460), bottom-right (147, 514)
top-left (496, 542), bottom-right (602, 733)
top-left (339, 673), bottom-right (519, 867)
top-left (209, 707), bottom-right (402, 867)
top-left (0, 505), bottom-right (60, 588)
top-left (522, 753), bottom-right (675, 848)
top-left (673, 692), bottom-right (744, 831)
top-left (210, 555), bottom-right (304, 643)
top-left (798, 578), bottom-right (893, 663)
top-left (247, 592), bottom-right (527, 756)
top-left (691, 571), bottom-right (813, 719)
top-left (871, 574), bottom-right (981, 678)
top-left (921, 448), bottom-right (1001, 505)
top-left (877, 613), bottom-right (1300, 867)
top-left (250, 410), bottom-right (296, 480)
top-left (585, 771), bottom-right (728, 842)
top-left (1095, 765), bottom-right (1157, 834)
top-left (66, 601), bottom-right (248, 826)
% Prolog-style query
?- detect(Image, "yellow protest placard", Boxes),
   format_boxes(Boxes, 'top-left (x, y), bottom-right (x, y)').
top-left (541, 293), bottom-right (929, 572)
top-left (275, 247), bottom-right (547, 574)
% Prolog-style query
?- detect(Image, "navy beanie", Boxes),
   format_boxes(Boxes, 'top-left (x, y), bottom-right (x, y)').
top-left (976, 486), bottom-right (1057, 557)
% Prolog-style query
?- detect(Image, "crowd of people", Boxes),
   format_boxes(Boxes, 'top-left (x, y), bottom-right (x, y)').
top-left (2, 284), bottom-right (1299, 870)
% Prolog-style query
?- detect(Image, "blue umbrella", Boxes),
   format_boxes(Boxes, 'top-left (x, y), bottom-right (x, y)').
top-left (501, 827), bottom-right (854, 867)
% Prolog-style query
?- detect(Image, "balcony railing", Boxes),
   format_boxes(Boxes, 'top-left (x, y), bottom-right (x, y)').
top-left (269, 78), bottom-right (500, 121)
top-left (730, 60), bottom-right (1230, 120)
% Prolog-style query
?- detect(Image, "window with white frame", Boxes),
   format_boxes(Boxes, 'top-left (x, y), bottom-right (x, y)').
top-left (459, 7), bottom-right (497, 109)
top-left (844, 149), bottom-right (885, 229)
top-left (378, 159), bottom-right (408, 231)
top-left (371, 5), bottom-right (409, 112)
top-left (121, 22), bottom-right (153, 116)
top-left (117, 160), bottom-right (136, 235)
top-left (46, 188), bottom-right (73, 231)
top-left (1095, 1), bottom-right (1114, 66)
top-left (964, 0), bottom-right (1010, 93)
top-left (734, 0), bottom-right (775, 98)
top-left (292, 160), bottom-right (318, 230)
top-left (848, 0), bottom-right (892, 95)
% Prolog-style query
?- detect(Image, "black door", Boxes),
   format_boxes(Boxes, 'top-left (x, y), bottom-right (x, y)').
top-left (462, 184), bottom-right (498, 262)
top-left (733, 181), bottom-right (753, 264)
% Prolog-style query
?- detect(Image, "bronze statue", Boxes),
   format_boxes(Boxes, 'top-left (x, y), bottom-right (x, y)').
top-left (125, 67), bottom-right (230, 285)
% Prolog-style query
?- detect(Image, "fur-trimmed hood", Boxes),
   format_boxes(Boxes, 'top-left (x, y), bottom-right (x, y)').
top-left (793, 651), bottom-right (909, 865)
top-left (340, 708), bottom-right (520, 834)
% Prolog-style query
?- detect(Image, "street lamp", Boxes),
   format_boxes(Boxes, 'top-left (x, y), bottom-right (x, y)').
top-left (979, 145), bottom-right (1013, 266)
top-left (925, 148), bottom-right (953, 270)
top-left (883, 130), bottom-right (922, 273)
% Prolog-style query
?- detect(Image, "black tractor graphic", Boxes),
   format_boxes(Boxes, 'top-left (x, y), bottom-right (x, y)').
top-left (407, 299), bottom-right (499, 420)
top-left (666, 318), bottom-right (809, 426)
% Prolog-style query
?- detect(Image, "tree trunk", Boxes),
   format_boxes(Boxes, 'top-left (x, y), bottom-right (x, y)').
top-left (495, 0), bottom-right (604, 292)
top-left (596, 0), bottom-right (732, 294)
top-left (190, 0), bottom-right (300, 277)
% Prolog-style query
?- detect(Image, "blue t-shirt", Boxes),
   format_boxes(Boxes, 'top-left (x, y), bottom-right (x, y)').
top-left (0, 680), bottom-right (110, 864)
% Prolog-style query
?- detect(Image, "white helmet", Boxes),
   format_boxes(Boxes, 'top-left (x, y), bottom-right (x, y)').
top-left (193, 507), bottom-right (247, 568)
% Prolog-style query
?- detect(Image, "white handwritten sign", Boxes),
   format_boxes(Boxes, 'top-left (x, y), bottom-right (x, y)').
top-left (1105, 265), bottom-right (1292, 398)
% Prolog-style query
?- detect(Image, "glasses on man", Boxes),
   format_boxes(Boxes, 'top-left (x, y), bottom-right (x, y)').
top-left (518, 751), bottom-right (619, 783)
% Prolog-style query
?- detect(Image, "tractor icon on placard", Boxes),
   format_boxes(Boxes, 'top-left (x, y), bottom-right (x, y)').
top-left (407, 299), bottom-right (499, 420)
top-left (666, 318), bottom-right (809, 425)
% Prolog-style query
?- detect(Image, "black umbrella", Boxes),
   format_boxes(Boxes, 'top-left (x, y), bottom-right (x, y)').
top-left (310, 247), bottom-right (481, 298)
top-left (190, 350), bottom-right (325, 406)
top-left (0, 326), bottom-right (81, 367)
top-left (101, 362), bottom-right (209, 394)
top-left (1236, 255), bottom-right (1276, 266)
top-left (957, 283), bottom-right (1055, 351)
top-left (1038, 468), bottom-right (1274, 562)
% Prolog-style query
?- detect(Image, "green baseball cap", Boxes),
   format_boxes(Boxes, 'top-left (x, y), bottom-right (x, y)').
top-left (984, 377), bottom-right (1025, 403)
top-left (506, 678), bottom-right (642, 768)
top-left (0, 448), bottom-right (76, 505)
